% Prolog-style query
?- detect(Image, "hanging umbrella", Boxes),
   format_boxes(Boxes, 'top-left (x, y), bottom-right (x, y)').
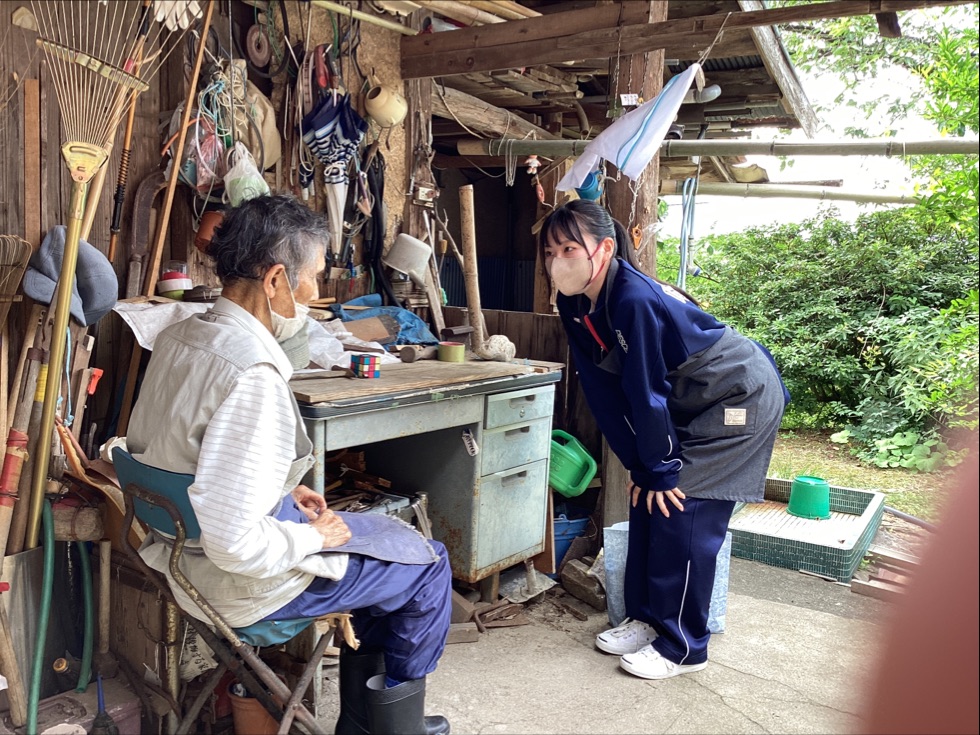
top-left (301, 92), bottom-right (367, 263)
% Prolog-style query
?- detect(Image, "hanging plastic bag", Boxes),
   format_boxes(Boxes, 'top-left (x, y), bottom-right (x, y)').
top-left (223, 141), bottom-right (270, 206)
top-left (165, 104), bottom-right (226, 196)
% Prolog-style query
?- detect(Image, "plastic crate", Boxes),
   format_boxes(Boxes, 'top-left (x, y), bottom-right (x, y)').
top-left (728, 478), bottom-right (885, 582)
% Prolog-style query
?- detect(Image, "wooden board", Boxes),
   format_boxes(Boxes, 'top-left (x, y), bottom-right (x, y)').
top-left (345, 316), bottom-right (400, 344)
top-left (868, 544), bottom-right (919, 570)
top-left (290, 360), bottom-right (535, 404)
top-left (851, 577), bottom-right (905, 603)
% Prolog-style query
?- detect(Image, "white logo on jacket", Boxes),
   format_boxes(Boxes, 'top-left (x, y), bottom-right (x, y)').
top-left (616, 330), bottom-right (629, 353)
top-left (660, 283), bottom-right (691, 304)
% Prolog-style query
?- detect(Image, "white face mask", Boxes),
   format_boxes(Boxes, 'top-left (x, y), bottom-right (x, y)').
top-left (547, 243), bottom-right (608, 296)
top-left (267, 283), bottom-right (310, 342)
top-left (548, 257), bottom-right (594, 296)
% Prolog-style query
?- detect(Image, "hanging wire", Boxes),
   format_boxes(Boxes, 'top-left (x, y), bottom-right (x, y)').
top-left (677, 123), bottom-right (709, 290)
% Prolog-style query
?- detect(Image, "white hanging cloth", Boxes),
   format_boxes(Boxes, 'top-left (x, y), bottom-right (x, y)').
top-left (558, 63), bottom-right (702, 191)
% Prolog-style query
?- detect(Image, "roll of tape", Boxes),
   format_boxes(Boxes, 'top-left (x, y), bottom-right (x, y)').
top-left (157, 277), bottom-right (194, 293)
top-left (437, 341), bottom-right (465, 363)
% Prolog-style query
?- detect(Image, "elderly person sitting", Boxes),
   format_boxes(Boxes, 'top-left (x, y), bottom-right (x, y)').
top-left (126, 195), bottom-right (451, 735)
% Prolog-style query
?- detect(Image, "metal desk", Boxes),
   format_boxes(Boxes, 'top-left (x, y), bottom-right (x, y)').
top-left (293, 361), bottom-right (562, 583)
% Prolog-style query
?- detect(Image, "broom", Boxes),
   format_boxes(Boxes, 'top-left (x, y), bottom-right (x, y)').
top-left (23, 0), bottom-right (205, 551)
top-left (0, 235), bottom-right (34, 568)
top-left (0, 235), bottom-right (32, 728)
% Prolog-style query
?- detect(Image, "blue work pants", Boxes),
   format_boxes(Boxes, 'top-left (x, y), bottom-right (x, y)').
top-left (264, 503), bottom-right (452, 683)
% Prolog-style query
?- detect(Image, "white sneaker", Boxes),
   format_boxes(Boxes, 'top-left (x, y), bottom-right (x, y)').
top-left (595, 618), bottom-right (658, 655)
top-left (619, 645), bottom-right (707, 680)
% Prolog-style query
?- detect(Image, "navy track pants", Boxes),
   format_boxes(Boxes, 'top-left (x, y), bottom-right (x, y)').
top-left (624, 496), bottom-right (735, 665)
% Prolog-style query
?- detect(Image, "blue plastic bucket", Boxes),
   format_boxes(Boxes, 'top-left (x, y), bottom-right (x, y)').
top-left (550, 514), bottom-right (590, 578)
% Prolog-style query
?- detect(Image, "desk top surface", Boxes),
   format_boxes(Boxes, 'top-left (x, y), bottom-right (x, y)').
top-left (291, 360), bottom-right (561, 406)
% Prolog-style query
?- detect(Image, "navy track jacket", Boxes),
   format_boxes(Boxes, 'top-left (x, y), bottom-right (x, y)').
top-left (557, 259), bottom-right (727, 493)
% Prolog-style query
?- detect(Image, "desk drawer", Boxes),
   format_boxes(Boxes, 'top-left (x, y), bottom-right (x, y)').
top-left (484, 385), bottom-right (555, 430)
top-left (481, 418), bottom-right (551, 476)
top-left (475, 460), bottom-right (548, 571)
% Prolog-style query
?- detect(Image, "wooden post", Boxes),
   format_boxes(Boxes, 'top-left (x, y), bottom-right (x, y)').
top-left (603, 0), bottom-right (668, 528)
top-left (117, 0), bottom-right (214, 435)
top-left (23, 79), bottom-right (42, 249)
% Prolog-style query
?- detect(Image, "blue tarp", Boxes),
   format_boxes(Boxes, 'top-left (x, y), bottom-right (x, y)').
top-left (331, 294), bottom-right (438, 346)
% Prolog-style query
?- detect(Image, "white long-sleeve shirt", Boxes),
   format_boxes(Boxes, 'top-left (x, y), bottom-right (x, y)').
top-left (128, 297), bottom-right (347, 626)
top-left (191, 363), bottom-right (325, 577)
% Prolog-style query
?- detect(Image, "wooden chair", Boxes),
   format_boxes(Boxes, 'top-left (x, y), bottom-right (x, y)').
top-left (113, 448), bottom-right (356, 734)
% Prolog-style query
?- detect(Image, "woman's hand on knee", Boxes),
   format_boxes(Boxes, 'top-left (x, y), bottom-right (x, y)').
top-left (630, 482), bottom-right (686, 518)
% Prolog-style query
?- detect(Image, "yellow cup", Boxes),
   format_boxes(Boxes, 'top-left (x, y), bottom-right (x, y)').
top-left (437, 341), bottom-right (465, 362)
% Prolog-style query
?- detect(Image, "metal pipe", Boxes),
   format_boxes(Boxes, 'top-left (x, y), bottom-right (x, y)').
top-left (884, 505), bottom-right (937, 532)
top-left (310, 1), bottom-right (418, 35)
top-left (660, 180), bottom-right (918, 205)
top-left (458, 137), bottom-right (980, 158)
top-left (165, 602), bottom-right (180, 734)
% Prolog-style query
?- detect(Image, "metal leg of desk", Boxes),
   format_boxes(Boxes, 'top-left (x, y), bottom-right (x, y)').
top-left (304, 418), bottom-right (326, 495)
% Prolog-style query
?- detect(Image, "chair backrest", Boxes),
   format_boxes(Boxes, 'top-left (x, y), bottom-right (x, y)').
top-left (112, 448), bottom-right (202, 539)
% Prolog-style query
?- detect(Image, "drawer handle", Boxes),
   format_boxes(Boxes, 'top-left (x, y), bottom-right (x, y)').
top-left (504, 426), bottom-right (531, 438)
top-left (509, 395), bottom-right (536, 407)
top-left (501, 471), bottom-right (528, 485)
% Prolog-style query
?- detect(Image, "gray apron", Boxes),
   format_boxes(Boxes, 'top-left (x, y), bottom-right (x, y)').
top-left (666, 327), bottom-right (784, 502)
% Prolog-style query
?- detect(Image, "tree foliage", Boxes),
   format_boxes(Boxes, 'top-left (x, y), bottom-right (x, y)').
top-left (778, 2), bottom-right (979, 231)
top-left (777, 3), bottom-right (978, 132)
top-left (658, 207), bottom-right (978, 470)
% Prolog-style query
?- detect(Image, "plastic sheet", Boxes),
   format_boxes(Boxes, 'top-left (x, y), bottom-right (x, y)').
top-left (602, 522), bottom-right (732, 632)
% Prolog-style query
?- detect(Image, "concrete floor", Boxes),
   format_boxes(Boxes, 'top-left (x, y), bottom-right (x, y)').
top-left (316, 558), bottom-right (889, 735)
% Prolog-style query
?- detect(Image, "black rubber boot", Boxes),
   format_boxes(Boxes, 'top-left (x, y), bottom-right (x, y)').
top-left (365, 674), bottom-right (451, 735)
top-left (335, 646), bottom-right (385, 735)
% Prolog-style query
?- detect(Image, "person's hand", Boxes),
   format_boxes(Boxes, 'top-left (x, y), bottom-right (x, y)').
top-left (627, 477), bottom-right (686, 518)
top-left (291, 485), bottom-right (327, 521)
top-left (310, 509), bottom-right (352, 549)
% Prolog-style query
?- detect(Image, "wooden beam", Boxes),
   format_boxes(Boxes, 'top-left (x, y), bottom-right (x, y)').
top-left (431, 84), bottom-right (557, 140)
top-left (600, 1), bottom-right (668, 530)
top-left (402, 0), bottom-right (971, 79)
top-left (413, 0), bottom-right (505, 25)
top-left (432, 153), bottom-right (506, 169)
top-left (23, 79), bottom-right (42, 248)
top-left (739, 0), bottom-right (818, 137)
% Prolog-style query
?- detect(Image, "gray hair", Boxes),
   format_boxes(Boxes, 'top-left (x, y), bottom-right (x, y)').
top-left (206, 195), bottom-right (329, 287)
